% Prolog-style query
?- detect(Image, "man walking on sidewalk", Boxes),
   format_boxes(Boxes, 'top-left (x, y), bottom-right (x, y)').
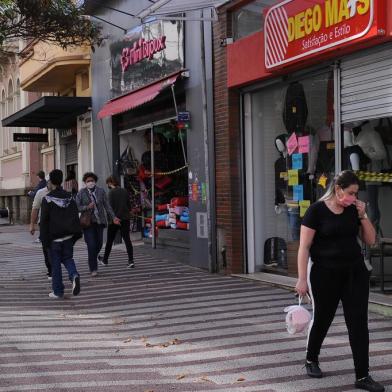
top-left (30, 180), bottom-right (53, 280)
top-left (40, 169), bottom-right (82, 299)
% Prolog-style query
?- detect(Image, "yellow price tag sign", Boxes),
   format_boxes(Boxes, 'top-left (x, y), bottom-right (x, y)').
top-left (299, 200), bottom-right (311, 218)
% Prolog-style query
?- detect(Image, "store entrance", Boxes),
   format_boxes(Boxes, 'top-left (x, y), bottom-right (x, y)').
top-left (118, 121), bottom-right (189, 245)
top-left (243, 69), bottom-right (335, 276)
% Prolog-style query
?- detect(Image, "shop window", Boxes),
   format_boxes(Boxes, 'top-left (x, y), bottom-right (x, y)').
top-left (232, 0), bottom-right (276, 41)
top-left (0, 89), bottom-right (5, 156)
top-left (118, 122), bottom-right (189, 238)
top-left (7, 79), bottom-right (14, 152)
top-left (244, 70), bottom-right (335, 274)
top-left (15, 79), bottom-right (21, 152)
top-left (341, 119), bottom-right (392, 240)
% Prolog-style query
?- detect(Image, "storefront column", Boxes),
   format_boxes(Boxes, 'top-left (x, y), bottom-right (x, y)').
top-left (334, 63), bottom-right (342, 174)
top-left (77, 114), bottom-right (93, 184)
top-left (19, 195), bottom-right (31, 223)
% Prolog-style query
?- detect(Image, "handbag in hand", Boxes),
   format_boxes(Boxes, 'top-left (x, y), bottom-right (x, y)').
top-left (80, 210), bottom-right (92, 229)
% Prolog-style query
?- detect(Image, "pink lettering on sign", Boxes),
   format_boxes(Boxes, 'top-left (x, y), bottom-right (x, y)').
top-left (298, 136), bottom-right (310, 153)
top-left (121, 36), bottom-right (167, 72)
top-left (287, 132), bottom-right (298, 156)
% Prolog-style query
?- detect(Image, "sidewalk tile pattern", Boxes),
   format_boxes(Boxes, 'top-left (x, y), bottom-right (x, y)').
top-left (0, 239), bottom-right (392, 392)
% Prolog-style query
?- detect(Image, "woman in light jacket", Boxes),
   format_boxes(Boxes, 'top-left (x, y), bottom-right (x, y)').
top-left (76, 172), bottom-right (119, 276)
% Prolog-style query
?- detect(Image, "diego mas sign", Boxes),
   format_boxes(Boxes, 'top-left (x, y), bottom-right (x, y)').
top-left (264, 0), bottom-right (375, 69)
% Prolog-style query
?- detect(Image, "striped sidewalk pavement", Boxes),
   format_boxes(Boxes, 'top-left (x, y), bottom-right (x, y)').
top-left (0, 234), bottom-right (391, 392)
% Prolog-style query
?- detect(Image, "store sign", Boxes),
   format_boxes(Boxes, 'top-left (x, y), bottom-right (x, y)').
top-left (264, 0), bottom-right (374, 69)
top-left (121, 36), bottom-right (167, 72)
top-left (59, 128), bottom-right (76, 138)
top-left (177, 111), bottom-right (191, 122)
top-left (111, 19), bottom-right (184, 96)
top-left (13, 133), bottom-right (48, 143)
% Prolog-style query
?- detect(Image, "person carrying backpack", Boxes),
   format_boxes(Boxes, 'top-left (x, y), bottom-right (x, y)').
top-left (40, 169), bottom-right (82, 299)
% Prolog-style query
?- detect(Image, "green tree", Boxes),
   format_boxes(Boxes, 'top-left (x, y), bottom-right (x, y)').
top-left (0, 0), bottom-right (102, 57)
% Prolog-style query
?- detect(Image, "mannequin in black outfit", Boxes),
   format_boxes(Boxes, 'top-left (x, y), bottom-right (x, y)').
top-left (274, 134), bottom-right (288, 213)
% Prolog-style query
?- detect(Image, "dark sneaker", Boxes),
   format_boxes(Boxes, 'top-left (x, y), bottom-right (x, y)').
top-left (72, 276), bottom-right (80, 296)
top-left (355, 376), bottom-right (385, 392)
top-left (305, 361), bottom-right (323, 378)
top-left (98, 255), bottom-right (108, 266)
top-left (127, 261), bottom-right (135, 269)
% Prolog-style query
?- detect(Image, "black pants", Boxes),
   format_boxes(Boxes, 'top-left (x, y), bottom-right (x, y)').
top-left (306, 262), bottom-right (370, 379)
top-left (42, 244), bottom-right (52, 276)
top-left (103, 220), bottom-right (133, 263)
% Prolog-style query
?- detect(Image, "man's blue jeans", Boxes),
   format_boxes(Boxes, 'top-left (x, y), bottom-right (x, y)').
top-left (83, 223), bottom-right (104, 272)
top-left (49, 238), bottom-right (79, 297)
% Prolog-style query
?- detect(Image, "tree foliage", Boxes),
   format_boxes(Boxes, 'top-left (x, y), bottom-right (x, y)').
top-left (0, 0), bottom-right (102, 57)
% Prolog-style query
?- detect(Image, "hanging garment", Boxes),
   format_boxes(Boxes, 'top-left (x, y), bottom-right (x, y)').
top-left (283, 82), bottom-right (308, 133)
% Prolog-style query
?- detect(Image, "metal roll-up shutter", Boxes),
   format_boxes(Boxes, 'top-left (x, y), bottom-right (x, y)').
top-left (65, 140), bottom-right (77, 165)
top-left (341, 44), bottom-right (392, 123)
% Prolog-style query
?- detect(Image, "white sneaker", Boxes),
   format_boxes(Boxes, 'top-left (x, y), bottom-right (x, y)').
top-left (48, 292), bottom-right (64, 299)
top-left (91, 271), bottom-right (98, 277)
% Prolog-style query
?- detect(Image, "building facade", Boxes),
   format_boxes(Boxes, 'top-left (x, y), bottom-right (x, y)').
top-left (214, 0), bottom-right (392, 289)
top-left (0, 46), bottom-right (44, 223)
top-left (2, 40), bottom-right (93, 192)
top-left (88, 1), bottom-right (217, 270)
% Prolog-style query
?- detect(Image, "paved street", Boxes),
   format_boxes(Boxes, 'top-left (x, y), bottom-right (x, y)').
top-left (0, 225), bottom-right (392, 392)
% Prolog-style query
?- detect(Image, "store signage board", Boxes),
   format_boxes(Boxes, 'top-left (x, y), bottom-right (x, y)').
top-left (264, 0), bottom-right (375, 70)
top-left (177, 111), bottom-right (191, 122)
top-left (13, 133), bottom-right (48, 143)
top-left (121, 36), bottom-right (167, 72)
top-left (59, 128), bottom-right (76, 138)
top-left (111, 19), bottom-right (184, 96)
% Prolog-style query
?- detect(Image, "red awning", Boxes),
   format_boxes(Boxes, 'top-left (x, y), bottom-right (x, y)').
top-left (98, 71), bottom-right (182, 119)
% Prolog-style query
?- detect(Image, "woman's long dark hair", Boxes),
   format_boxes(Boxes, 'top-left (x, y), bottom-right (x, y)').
top-left (319, 170), bottom-right (360, 201)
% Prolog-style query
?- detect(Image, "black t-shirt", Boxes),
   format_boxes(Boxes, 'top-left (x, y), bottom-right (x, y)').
top-left (302, 201), bottom-right (363, 268)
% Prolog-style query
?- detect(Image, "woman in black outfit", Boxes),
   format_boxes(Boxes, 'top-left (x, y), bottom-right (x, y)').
top-left (99, 176), bottom-right (134, 268)
top-left (296, 170), bottom-right (384, 392)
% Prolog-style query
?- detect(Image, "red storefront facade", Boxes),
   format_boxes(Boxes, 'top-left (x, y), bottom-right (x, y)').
top-left (214, 0), bottom-right (392, 288)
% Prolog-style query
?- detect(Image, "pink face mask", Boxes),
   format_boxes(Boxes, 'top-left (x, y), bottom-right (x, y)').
top-left (337, 191), bottom-right (356, 207)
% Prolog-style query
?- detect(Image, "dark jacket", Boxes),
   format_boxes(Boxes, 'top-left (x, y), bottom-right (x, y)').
top-left (108, 187), bottom-right (131, 221)
top-left (40, 188), bottom-right (82, 247)
top-left (29, 178), bottom-right (47, 199)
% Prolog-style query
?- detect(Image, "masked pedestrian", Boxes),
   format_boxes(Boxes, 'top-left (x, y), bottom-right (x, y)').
top-left (296, 170), bottom-right (384, 392)
top-left (76, 172), bottom-right (120, 276)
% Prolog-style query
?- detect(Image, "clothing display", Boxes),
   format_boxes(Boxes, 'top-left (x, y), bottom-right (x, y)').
top-left (274, 156), bottom-right (287, 206)
top-left (343, 145), bottom-right (369, 171)
top-left (283, 82), bottom-right (308, 133)
top-left (355, 122), bottom-right (387, 161)
top-left (130, 127), bottom-right (189, 238)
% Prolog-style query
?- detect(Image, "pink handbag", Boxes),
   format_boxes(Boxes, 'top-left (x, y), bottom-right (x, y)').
top-left (284, 297), bottom-right (312, 335)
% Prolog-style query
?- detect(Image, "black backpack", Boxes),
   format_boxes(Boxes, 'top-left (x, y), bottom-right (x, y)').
top-left (283, 82), bottom-right (308, 133)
